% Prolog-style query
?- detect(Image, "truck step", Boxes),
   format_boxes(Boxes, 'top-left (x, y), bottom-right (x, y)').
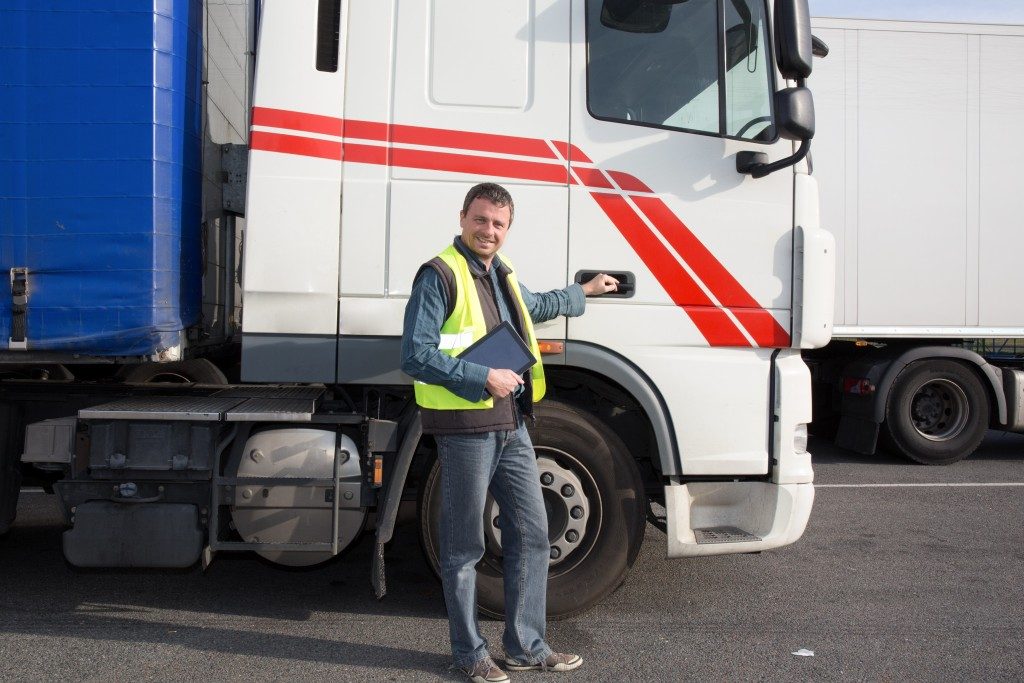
top-left (693, 526), bottom-right (762, 545)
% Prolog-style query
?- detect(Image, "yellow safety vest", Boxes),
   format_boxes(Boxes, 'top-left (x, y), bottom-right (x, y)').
top-left (414, 245), bottom-right (546, 410)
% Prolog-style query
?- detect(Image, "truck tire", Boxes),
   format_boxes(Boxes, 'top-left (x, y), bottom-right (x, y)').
top-left (118, 359), bottom-right (228, 384)
top-left (418, 400), bottom-right (646, 619)
top-left (883, 360), bottom-right (989, 465)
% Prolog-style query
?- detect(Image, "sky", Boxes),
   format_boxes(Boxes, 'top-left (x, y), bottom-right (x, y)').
top-left (810, 0), bottom-right (1024, 25)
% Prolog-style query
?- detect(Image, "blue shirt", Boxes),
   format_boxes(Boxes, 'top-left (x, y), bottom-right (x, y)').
top-left (401, 237), bottom-right (586, 402)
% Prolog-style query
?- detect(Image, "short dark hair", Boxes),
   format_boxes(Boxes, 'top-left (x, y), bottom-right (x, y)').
top-left (461, 182), bottom-right (514, 224)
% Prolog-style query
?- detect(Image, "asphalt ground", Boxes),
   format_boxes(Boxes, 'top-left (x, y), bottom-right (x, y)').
top-left (1, 433), bottom-right (1022, 681)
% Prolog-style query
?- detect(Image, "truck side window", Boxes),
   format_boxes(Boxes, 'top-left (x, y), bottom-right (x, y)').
top-left (724, 0), bottom-right (774, 139)
top-left (587, 0), bottom-right (775, 142)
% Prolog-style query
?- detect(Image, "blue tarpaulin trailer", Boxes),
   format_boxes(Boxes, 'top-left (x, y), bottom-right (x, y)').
top-left (0, 0), bottom-right (203, 356)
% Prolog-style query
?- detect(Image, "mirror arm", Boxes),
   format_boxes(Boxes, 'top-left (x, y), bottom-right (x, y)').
top-left (738, 138), bottom-right (811, 179)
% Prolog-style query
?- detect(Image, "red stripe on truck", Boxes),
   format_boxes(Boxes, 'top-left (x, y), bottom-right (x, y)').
top-left (388, 147), bottom-right (569, 184)
top-left (251, 130), bottom-right (341, 160)
top-left (253, 107), bottom-right (343, 136)
top-left (630, 195), bottom-right (790, 346)
top-left (250, 106), bottom-right (791, 348)
top-left (589, 192), bottom-right (752, 347)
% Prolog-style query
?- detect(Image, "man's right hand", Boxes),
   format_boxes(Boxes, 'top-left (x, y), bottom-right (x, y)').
top-left (485, 368), bottom-right (525, 398)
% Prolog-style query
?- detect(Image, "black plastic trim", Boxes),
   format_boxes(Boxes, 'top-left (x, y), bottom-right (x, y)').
top-left (315, 0), bottom-right (342, 73)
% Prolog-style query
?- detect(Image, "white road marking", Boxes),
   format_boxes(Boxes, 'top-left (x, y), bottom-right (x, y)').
top-left (817, 482), bottom-right (1024, 488)
top-left (19, 487), bottom-right (45, 493)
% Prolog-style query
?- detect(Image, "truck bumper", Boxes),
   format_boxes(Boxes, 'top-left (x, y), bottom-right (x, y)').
top-left (664, 481), bottom-right (814, 558)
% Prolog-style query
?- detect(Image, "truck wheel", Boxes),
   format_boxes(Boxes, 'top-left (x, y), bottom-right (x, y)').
top-left (884, 360), bottom-right (989, 465)
top-left (418, 400), bottom-right (647, 619)
top-left (118, 359), bottom-right (228, 384)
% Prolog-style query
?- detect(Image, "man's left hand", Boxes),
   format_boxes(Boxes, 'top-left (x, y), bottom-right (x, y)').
top-left (581, 273), bottom-right (619, 297)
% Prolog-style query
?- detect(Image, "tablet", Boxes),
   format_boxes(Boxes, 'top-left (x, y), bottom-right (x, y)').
top-left (457, 321), bottom-right (536, 375)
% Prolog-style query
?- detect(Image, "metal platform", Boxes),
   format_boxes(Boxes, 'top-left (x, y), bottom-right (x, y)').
top-left (693, 526), bottom-right (762, 545)
top-left (224, 397), bottom-right (318, 422)
top-left (78, 396), bottom-right (244, 421)
top-left (79, 386), bottom-right (326, 422)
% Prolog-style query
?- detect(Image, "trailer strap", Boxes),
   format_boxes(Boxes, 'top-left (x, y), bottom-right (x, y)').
top-left (10, 268), bottom-right (28, 349)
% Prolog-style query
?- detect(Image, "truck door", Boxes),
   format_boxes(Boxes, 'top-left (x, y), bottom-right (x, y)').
top-left (377, 0), bottom-right (572, 342)
top-left (567, 0), bottom-right (795, 474)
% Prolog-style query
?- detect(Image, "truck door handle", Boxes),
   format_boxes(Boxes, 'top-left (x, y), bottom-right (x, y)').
top-left (574, 270), bottom-right (635, 298)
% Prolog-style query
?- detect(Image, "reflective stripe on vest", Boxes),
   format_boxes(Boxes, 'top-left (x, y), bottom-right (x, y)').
top-left (414, 245), bottom-right (546, 410)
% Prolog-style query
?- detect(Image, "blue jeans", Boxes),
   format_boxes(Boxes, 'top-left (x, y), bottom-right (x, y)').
top-left (436, 423), bottom-right (553, 668)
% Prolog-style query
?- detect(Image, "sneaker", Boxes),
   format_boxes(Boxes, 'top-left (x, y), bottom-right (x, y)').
top-left (459, 656), bottom-right (510, 683)
top-left (505, 652), bottom-right (582, 672)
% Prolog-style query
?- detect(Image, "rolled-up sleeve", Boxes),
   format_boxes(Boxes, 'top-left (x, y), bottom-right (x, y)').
top-left (519, 282), bottom-right (586, 324)
top-left (400, 268), bottom-right (490, 401)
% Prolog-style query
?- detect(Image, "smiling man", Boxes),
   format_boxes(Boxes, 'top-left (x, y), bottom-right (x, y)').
top-left (401, 182), bottom-right (617, 682)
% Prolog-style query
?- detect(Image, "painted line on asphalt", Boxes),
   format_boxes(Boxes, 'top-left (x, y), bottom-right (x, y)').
top-left (817, 482), bottom-right (1024, 488)
top-left (19, 487), bottom-right (45, 493)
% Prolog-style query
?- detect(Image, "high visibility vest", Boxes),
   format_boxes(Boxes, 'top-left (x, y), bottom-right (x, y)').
top-left (414, 245), bottom-right (546, 410)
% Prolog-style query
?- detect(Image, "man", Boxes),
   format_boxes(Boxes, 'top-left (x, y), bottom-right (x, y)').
top-left (401, 182), bottom-right (618, 682)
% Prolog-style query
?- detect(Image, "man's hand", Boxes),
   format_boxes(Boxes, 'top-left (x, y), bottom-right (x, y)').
top-left (581, 273), bottom-right (619, 297)
top-left (485, 368), bottom-right (525, 399)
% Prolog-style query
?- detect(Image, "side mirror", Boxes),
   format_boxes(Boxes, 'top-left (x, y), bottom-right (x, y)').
top-left (774, 0), bottom-right (813, 80)
top-left (736, 87), bottom-right (814, 178)
top-left (776, 86), bottom-right (814, 141)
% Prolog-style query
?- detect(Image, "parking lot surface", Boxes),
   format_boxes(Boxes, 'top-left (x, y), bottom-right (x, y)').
top-left (1, 434), bottom-right (1022, 681)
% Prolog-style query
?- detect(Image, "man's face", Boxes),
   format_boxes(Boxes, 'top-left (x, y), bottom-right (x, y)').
top-left (459, 197), bottom-right (511, 265)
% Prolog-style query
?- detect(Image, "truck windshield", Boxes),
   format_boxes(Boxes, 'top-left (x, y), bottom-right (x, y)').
top-left (587, 0), bottom-right (775, 141)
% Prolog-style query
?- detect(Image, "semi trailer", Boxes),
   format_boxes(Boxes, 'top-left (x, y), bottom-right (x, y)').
top-left (808, 8), bottom-right (1024, 465)
top-left (0, 0), bottom-right (830, 617)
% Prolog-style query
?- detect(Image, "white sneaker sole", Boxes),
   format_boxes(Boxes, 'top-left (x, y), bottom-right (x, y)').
top-left (505, 655), bottom-right (582, 672)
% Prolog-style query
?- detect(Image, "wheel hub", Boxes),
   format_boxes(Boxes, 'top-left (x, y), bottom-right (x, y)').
top-left (910, 378), bottom-right (970, 441)
top-left (484, 455), bottom-right (592, 567)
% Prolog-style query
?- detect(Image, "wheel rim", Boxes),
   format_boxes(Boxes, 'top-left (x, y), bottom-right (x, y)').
top-left (910, 378), bottom-right (970, 441)
top-left (482, 448), bottom-right (602, 574)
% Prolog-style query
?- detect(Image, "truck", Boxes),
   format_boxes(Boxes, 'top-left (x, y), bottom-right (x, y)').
top-left (806, 7), bottom-right (1024, 465)
top-left (0, 0), bottom-right (831, 618)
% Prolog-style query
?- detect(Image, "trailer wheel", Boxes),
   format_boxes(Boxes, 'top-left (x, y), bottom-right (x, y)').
top-left (884, 360), bottom-right (989, 465)
top-left (118, 359), bottom-right (228, 384)
top-left (418, 400), bottom-right (646, 619)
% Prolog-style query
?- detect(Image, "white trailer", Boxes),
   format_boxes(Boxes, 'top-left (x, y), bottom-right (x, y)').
top-left (807, 10), bottom-right (1024, 464)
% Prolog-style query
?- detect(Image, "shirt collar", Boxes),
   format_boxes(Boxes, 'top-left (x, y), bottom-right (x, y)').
top-left (452, 236), bottom-right (504, 278)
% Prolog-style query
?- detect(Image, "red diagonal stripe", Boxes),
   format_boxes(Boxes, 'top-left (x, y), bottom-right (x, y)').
top-left (608, 171), bottom-right (652, 193)
top-left (630, 195), bottom-right (789, 346)
top-left (550, 141), bottom-right (593, 163)
top-left (731, 309), bottom-right (791, 347)
top-left (252, 107), bottom-right (343, 136)
top-left (251, 130), bottom-right (342, 160)
top-left (590, 192), bottom-right (750, 347)
top-left (573, 167), bottom-right (613, 189)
